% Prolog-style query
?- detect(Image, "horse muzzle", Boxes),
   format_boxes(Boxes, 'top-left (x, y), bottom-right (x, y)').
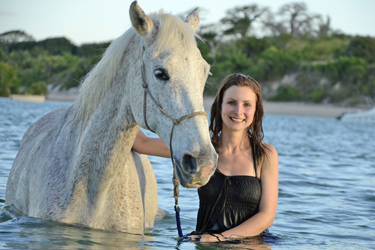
top-left (175, 152), bottom-right (217, 188)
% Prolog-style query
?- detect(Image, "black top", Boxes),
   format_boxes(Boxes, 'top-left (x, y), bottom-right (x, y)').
top-left (195, 144), bottom-right (262, 234)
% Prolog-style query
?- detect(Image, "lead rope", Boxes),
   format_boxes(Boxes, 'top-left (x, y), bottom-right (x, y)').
top-left (140, 62), bottom-right (206, 240)
top-left (173, 167), bottom-right (185, 238)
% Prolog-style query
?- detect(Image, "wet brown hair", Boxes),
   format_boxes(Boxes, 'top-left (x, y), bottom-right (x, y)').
top-left (209, 73), bottom-right (266, 162)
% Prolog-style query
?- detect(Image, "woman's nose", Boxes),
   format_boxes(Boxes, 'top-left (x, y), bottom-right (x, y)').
top-left (234, 104), bottom-right (242, 114)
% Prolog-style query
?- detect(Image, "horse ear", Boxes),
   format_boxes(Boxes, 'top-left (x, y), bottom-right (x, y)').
top-left (185, 7), bottom-right (200, 32)
top-left (130, 1), bottom-right (154, 37)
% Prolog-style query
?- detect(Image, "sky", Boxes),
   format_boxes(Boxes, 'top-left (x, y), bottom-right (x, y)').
top-left (1, 0), bottom-right (375, 45)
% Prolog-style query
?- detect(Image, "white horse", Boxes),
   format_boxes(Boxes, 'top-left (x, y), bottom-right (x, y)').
top-left (5, 1), bottom-right (217, 234)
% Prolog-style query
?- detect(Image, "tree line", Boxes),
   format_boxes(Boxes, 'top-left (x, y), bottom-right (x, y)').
top-left (1, 2), bottom-right (374, 105)
top-left (0, 30), bottom-right (109, 96)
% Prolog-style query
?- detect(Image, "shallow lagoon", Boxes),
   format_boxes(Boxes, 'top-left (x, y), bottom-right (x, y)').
top-left (0, 97), bottom-right (374, 249)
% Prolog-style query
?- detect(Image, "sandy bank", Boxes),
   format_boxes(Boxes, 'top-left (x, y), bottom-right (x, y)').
top-left (47, 93), bottom-right (77, 102)
top-left (10, 94), bottom-right (46, 102)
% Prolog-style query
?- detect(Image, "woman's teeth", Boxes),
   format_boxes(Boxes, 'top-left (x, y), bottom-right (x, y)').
top-left (231, 117), bottom-right (243, 122)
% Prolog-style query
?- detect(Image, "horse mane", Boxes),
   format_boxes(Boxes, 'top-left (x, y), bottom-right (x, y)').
top-left (70, 10), bottom-right (198, 132)
top-left (69, 28), bottom-right (136, 131)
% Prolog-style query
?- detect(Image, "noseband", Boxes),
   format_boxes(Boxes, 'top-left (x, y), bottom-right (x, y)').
top-left (140, 60), bottom-right (207, 211)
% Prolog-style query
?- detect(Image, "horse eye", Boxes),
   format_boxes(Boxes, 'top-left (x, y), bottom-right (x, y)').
top-left (154, 68), bottom-right (170, 81)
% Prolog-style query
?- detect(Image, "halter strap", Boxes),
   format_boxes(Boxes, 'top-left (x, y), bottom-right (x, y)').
top-left (140, 62), bottom-right (207, 207)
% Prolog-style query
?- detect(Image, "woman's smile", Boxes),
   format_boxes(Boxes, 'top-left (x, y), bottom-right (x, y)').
top-left (230, 116), bottom-right (245, 123)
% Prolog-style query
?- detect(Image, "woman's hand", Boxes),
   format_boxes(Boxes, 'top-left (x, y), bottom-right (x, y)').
top-left (132, 130), bottom-right (171, 158)
top-left (190, 233), bottom-right (225, 242)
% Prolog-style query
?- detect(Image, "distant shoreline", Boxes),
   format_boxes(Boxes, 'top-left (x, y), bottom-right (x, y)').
top-left (10, 94), bottom-right (46, 102)
top-left (203, 96), bottom-right (365, 118)
top-left (46, 93), bottom-right (366, 118)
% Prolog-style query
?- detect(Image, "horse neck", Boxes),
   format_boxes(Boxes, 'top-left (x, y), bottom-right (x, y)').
top-left (70, 93), bottom-right (140, 207)
top-left (71, 38), bottom-right (142, 197)
top-left (74, 93), bottom-right (136, 167)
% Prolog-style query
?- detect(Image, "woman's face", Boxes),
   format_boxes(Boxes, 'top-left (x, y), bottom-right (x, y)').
top-left (221, 86), bottom-right (257, 133)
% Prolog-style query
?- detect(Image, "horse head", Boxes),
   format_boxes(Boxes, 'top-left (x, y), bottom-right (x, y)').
top-left (128, 1), bottom-right (217, 187)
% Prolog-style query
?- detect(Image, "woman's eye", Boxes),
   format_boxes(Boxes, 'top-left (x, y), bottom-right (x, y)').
top-left (154, 68), bottom-right (170, 81)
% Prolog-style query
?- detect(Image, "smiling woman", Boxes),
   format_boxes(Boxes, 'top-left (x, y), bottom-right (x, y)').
top-left (191, 73), bottom-right (279, 242)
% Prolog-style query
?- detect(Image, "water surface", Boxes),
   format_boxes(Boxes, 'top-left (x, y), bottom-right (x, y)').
top-left (0, 97), bottom-right (374, 249)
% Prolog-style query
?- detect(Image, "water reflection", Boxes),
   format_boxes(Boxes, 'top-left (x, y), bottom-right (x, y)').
top-left (1, 202), bottom-right (155, 249)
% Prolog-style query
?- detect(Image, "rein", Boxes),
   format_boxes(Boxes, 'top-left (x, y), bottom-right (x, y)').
top-left (140, 59), bottom-right (206, 239)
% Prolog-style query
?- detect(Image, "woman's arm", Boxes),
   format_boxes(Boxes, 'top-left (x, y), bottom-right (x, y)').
top-left (198, 144), bottom-right (279, 242)
top-left (132, 130), bottom-right (171, 158)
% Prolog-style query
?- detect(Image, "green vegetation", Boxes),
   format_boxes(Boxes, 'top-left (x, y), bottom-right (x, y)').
top-left (1, 3), bottom-right (374, 105)
top-left (0, 61), bottom-right (19, 96)
top-left (0, 31), bottom-right (109, 97)
top-left (197, 2), bottom-right (374, 105)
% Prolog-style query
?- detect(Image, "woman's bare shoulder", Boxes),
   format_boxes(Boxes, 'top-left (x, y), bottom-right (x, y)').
top-left (257, 142), bottom-right (278, 176)
top-left (261, 141), bottom-right (278, 157)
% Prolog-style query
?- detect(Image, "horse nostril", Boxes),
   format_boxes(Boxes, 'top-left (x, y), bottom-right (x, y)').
top-left (182, 153), bottom-right (197, 175)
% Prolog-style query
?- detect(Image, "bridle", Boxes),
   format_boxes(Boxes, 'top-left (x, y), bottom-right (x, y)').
top-left (140, 56), bottom-right (206, 238)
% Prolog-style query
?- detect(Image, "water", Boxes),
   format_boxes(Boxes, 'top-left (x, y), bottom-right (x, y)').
top-left (0, 97), bottom-right (374, 249)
